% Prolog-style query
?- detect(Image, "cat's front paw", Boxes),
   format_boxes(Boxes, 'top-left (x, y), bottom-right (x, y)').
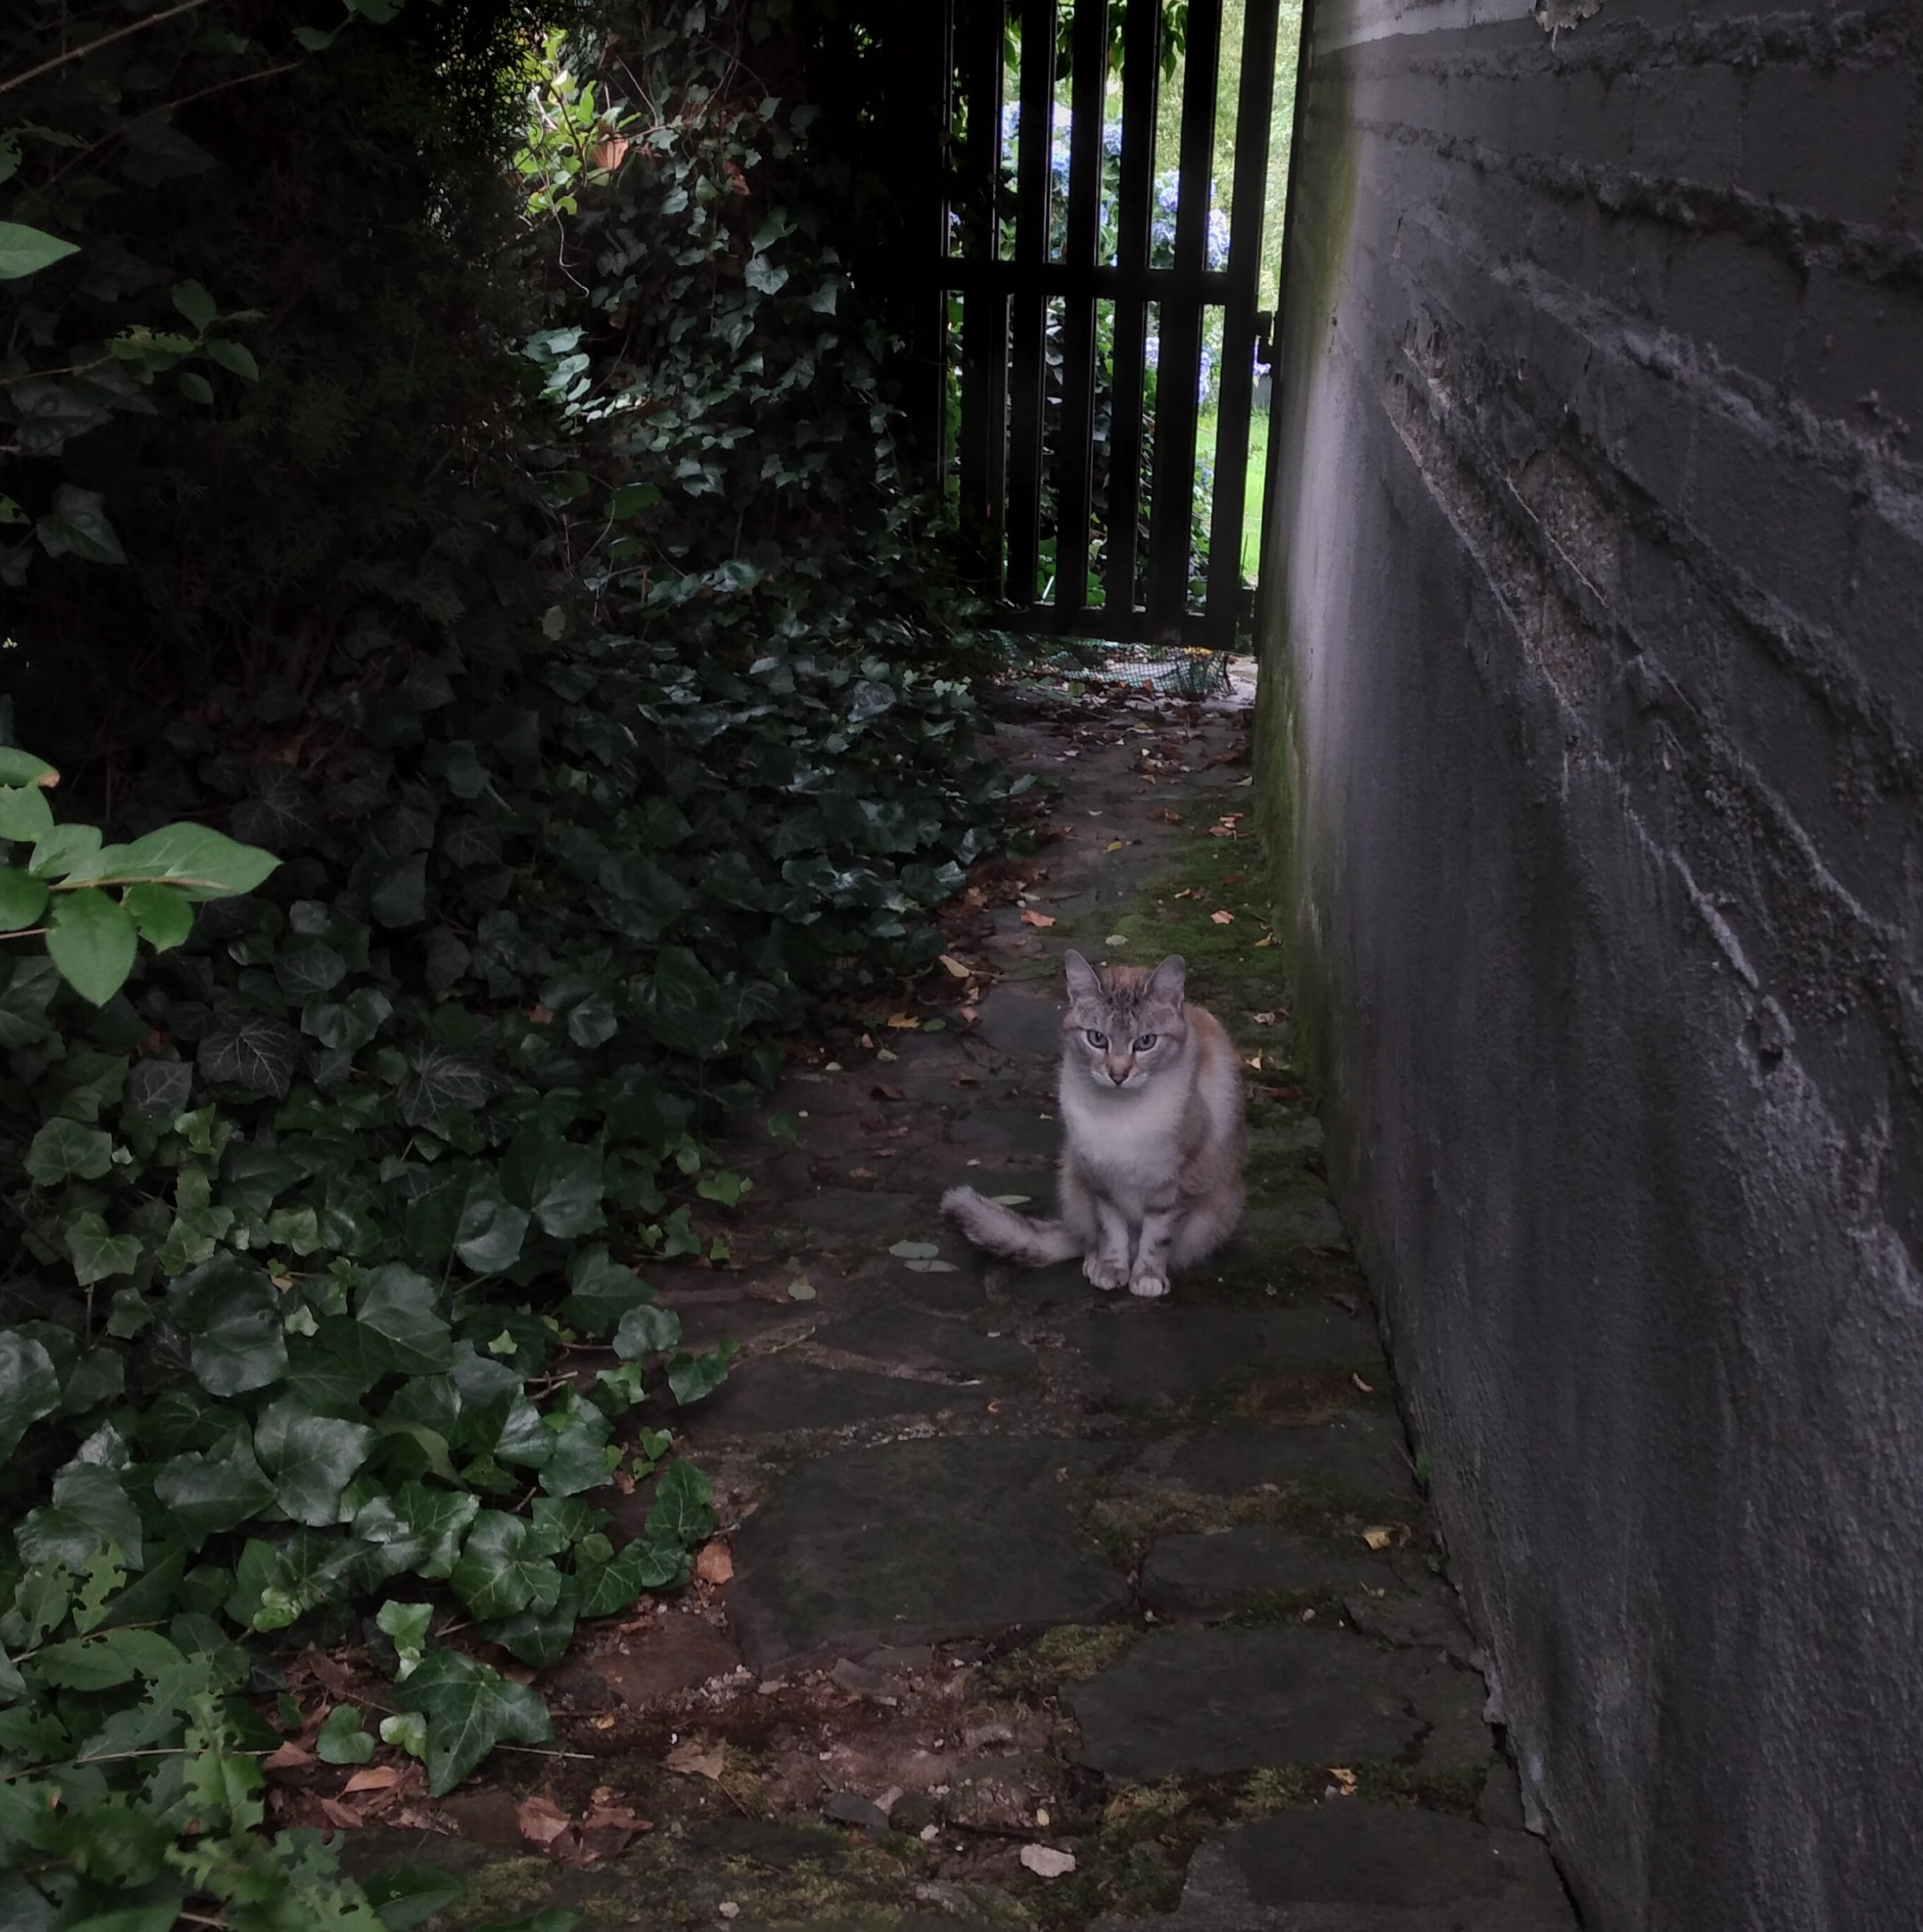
top-left (1128, 1272), bottom-right (1170, 1299)
top-left (1084, 1254), bottom-right (1129, 1292)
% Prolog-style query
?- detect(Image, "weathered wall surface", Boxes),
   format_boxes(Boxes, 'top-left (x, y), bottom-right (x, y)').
top-left (1252, 2), bottom-right (1923, 1927)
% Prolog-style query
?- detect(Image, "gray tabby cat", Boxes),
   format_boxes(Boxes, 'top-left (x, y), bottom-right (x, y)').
top-left (943, 950), bottom-right (1245, 1297)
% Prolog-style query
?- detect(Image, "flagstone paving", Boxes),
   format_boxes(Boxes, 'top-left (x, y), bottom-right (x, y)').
top-left (341, 679), bottom-right (1579, 1930)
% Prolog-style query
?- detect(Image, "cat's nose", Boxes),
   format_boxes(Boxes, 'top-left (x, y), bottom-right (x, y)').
top-left (1107, 1064), bottom-right (1128, 1085)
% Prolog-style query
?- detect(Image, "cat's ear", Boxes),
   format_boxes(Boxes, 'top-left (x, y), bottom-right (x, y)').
top-left (1145, 954), bottom-right (1187, 1008)
top-left (1063, 950), bottom-right (1102, 1004)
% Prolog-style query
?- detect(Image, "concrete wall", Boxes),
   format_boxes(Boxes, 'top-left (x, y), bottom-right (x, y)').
top-left (1252, 3), bottom-right (1923, 1927)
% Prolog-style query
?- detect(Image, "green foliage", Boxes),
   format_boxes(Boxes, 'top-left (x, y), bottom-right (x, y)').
top-left (1, 1), bottom-right (1025, 1923)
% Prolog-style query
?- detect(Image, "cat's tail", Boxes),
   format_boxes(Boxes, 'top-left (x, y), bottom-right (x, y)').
top-left (940, 1187), bottom-right (1082, 1267)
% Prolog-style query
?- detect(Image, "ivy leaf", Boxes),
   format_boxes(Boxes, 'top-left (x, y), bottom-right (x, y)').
top-left (0, 1331), bottom-right (61, 1460)
top-left (275, 941), bottom-right (347, 1000)
top-left (15, 1466), bottom-right (143, 1570)
top-left (64, 1213), bottom-right (142, 1286)
top-left (666, 1342), bottom-right (735, 1406)
top-left (578, 1534), bottom-right (687, 1615)
top-left (253, 1397), bottom-right (375, 1526)
top-left (645, 1459), bottom-right (717, 1549)
top-left (453, 1174), bottom-right (529, 1275)
top-left (168, 1258), bottom-right (288, 1395)
top-left (46, 887), bottom-right (139, 1004)
top-left (353, 1266), bottom-right (454, 1376)
top-left (369, 852), bottom-right (428, 927)
top-left (152, 1429), bottom-right (276, 1540)
top-left (557, 1248), bottom-right (654, 1334)
top-left (353, 1484), bottom-right (479, 1583)
top-left (392, 1646), bottom-right (552, 1797)
top-left (33, 485), bottom-right (125, 564)
top-left (613, 1304), bottom-right (681, 1360)
top-left (24, 1118), bottom-right (114, 1185)
top-left (399, 1046), bottom-right (495, 1131)
top-left (632, 945), bottom-right (732, 1056)
top-left (361, 1866), bottom-right (466, 1929)
top-left (124, 1057), bottom-right (193, 1117)
top-left (501, 1133), bottom-right (606, 1239)
top-left (316, 1704), bottom-right (377, 1766)
top-left (197, 1015), bottom-right (299, 1097)
top-left (301, 986), bottom-right (393, 1054)
top-left (448, 1513), bottom-right (564, 1621)
top-left (0, 871), bottom-right (48, 932)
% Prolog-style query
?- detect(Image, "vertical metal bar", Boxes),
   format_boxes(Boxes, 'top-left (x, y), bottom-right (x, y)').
top-left (1146, 0), bottom-right (1224, 639)
top-left (1004, 0), bottom-right (1057, 609)
top-left (1252, 0), bottom-right (1317, 648)
top-left (1103, 0), bottom-right (1160, 617)
top-left (955, 0), bottom-right (1005, 591)
top-left (1053, 0), bottom-right (1108, 618)
top-left (1202, 0), bottom-right (1281, 645)
top-left (903, 2), bottom-right (955, 496)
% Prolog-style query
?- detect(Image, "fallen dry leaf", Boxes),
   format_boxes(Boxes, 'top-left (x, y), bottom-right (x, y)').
top-left (848, 1166), bottom-right (877, 1180)
top-left (959, 1004), bottom-right (979, 1026)
top-left (937, 953), bottom-right (971, 979)
top-left (528, 1002), bottom-right (555, 1025)
top-left (1351, 1372), bottom-right (1374, 1394)
top-left (1173, 886), bottom-right (1200, 901)
top-left (1211, 911), bottom-right (1234, 925)
top-left (262, 1742), bottom-right (314, 1773)
top-left (1150, 808), bottom-right (1182, 824)
top-left (1019, 909), bottom-right (1056, 928)
top-left (869, 1082), bottom-right (904, 1101)
top-left (576, 1802), bottom-right (647, 1862)
top-left (1105, 840), bottom-right (1122, 852)
top-left (341, 1765), bottom-right (401, 1795)
top-left (519, 1795), bottom-right (574, 1849)
top-left (318, 1798), bottom-right (361, 1830)
top-left (1252, 1011), bottom-right (1276, 1025)
top-left (885, 1012), bottom-right (920, 1029)
top-left (1361, 1526), bottom-right (1393, 1551)
top-left (665, 1740), bottom-right (727, 1781)
top-left (1329, 1767), bottom-right (1359, 1795)
top-left (695, 1542), bottom-right (735, 1586)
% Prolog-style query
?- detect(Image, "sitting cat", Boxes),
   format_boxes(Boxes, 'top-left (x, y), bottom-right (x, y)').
top-left (943, 950), bottom-right (1245, 1297)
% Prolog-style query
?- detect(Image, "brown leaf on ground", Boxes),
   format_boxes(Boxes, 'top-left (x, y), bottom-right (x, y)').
top-left (341, 1765), bottom-right (401, 1795)
top-left (694, 1541), bottom-right (734, 1586)
top-left (938, 953), bottom-right (972, 979)
top-left (262, 1742), bottom-right (314, 1774)
top-left (1150, 808), bottom-right (1182, 824)
top-left (885, 1012), bottom-right (920, 1029)
top-left (1211, 911), bottom-right (1234, 925)
top-left (519, 1795), bottom-right (574, 1848)
top-left (1019, 910), bottom-right (1055, 928)
top-left (869, 1082), bottom-right (904, 1101)
top-left (665, 1739), bottom-right (727, 1781)
top-left (848, 1166), bottom-right (877, 1180)
top-left (574, 1801), bottom-right (648, 1863)
top-left (317, 1798), bottom-right (362, 1830)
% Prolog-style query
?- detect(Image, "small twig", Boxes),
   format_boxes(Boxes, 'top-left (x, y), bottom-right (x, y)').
top-left (0, 0), bottom-right (216, 97)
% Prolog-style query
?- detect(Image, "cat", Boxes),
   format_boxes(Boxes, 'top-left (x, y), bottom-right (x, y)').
top-left (942, 950), bottom-right (1245, 1297)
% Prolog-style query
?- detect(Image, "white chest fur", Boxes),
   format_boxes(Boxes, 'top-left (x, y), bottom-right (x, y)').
top-left (1058, 1057), bottom-right (1190, 1197)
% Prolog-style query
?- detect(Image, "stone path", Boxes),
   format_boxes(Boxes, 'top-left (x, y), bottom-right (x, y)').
top-left (345, 678), bottom-right (1579, 1930)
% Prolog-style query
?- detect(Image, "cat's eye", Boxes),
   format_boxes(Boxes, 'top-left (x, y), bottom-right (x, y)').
top-left (1085, 1030), bottom-right (1108, 1049)
top-left (1134, 1033), bottom-right (1157, 1051)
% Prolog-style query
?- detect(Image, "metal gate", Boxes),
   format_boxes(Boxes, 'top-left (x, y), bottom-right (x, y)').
top-left (912, 0), bottom-right (1282, 651)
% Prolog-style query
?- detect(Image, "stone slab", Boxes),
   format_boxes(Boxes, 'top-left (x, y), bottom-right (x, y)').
top-left (1150, 1413), bottom-right (1419, 1503)
top-left (792, 1188), bottom-right (928, 1242)
top-left (692, 1360), bottom-right (967, 1436)
top-left (731, 1436), bottom-right (1129, 1672)
top-left (946, 1107), bottom-right (1063, 1157)
top-left (1139, 1529), bottom-right (1400, 1616)
top-left (971, 983), bottom-right (1067, 1055)
top-left (813, 1305), bottom-right (1038, 1385)
top-left (1234, 1199), bottom-right (1351, 1253)
top-left (1094, 1805), bottom-right (1575, 1930)
top-left (1083, 1306), bottom-right (1385, 1405)
top-left (1064, 1626), bottom-right (1490, 1780)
